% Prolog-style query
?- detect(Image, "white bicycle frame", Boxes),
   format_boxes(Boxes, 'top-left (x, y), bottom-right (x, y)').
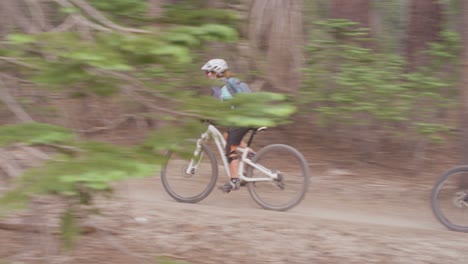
top-left (185, 124), bottom-right (278, 183)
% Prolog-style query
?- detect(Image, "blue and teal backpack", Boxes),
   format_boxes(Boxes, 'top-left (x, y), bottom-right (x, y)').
top-left (211, 77), bottom-right (252, 100)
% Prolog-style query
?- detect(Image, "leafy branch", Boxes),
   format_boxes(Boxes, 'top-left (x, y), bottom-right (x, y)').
top-left (52, 0), bottom-right (150, 34)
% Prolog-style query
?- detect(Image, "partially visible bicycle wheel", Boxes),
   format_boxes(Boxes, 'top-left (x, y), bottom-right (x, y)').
top-left (246, 144), bottom-right (310, 211)
top-left (431, 166), bottom-right (468, 232)
top-left (161, 142), bottom-right (218, 203)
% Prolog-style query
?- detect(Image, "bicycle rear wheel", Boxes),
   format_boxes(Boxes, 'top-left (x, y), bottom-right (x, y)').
top-left (246, 144), bottom-right (310, 211)
top-left (161, 142), bottom-right (218, 203)
top-left (431, 166), bottom-right (468, 232)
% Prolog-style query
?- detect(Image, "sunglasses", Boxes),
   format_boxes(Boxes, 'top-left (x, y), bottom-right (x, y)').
top-left (205, 71), bottom-right (217, 77)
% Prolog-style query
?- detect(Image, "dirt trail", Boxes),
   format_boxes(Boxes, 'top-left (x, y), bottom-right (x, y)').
top-left (93, 171), bottom-right (467, 264)
top-left (2, 168), bottom-right (468, 264)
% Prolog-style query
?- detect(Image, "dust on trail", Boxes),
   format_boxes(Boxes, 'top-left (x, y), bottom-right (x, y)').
top-left (1, 171), bottom-right (467, 264)
top-left (96, 174), bottom-right (467, 264)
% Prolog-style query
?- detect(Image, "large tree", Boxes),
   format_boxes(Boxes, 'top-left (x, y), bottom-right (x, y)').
top-left (462, 0), bottom-right (468, 164)
top-left (405, 0), bottom-right (444, 69)
top-left (329, 0), bottom-right (376, 48)
top-left (330, 0), bottom-right (372, 29)
top-left (247, 0), bottom-right (304, 93)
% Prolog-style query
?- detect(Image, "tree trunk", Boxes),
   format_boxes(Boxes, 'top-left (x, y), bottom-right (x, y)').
top-left (248, 0), bottom-right (304, 93)
top-left (0, 0), bottom-right (28, 37)
top-left (330, 0), bottom-right (372, 29)
top-left (0, 0), bottom-right (54, 38)
top-left (405, 0), bottom-right (443, 69)
top-left (148, 0), bottom-right (163, 18)
top-left (330, 0), bottom-right (374, 48)
top-left (461, 0), bottom-right (468, 164)
top-left (206, 0), bottom-right (224, 8)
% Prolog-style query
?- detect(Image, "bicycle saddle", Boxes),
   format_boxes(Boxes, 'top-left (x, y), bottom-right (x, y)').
top-left (249, 127), bottom-right (267, 132)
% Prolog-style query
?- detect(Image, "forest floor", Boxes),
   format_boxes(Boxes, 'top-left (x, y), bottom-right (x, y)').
top-left (1, 137), bottom-right (468, 264)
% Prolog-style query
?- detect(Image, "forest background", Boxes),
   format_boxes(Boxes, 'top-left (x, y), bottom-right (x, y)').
top-left (0, 0), bottom-right (467, 256)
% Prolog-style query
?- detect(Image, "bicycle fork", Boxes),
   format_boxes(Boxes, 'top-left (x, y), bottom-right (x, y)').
top-left (185, 138), bottom-right (205, 175)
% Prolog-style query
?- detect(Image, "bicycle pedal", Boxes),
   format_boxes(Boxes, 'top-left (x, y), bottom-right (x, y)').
top-left (218, 186), bottom-right (232, 193)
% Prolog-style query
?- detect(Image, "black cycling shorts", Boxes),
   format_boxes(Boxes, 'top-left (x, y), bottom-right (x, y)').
top-left (225, 127), bottom-right (250, 156)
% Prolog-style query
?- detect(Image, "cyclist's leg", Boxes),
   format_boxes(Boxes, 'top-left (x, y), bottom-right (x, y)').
top-left (224, 131), bottom-right (255, 157)
top-left (219, 127), bottom-right (249, 192)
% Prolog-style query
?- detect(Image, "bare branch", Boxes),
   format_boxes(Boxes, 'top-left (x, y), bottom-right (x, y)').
top-left (90, 69), bottom-right (172, 100)
top-left (0, 77), bottom-right (35, 123)
top-left (0, 74), bottom-right (35, 85)
top-left (68, 0), bottom-right (150, 33)
top-left (90, 69), bottom-right (203, 119)
top-left (78, 114), bottom-right (143, 134)
top-left (13, 143), bottom-right (51, 161)
top-left (0, 57), bottom-right (38, 69)
top-left (33, 143), bottom-right (84, 155)
top-left (75, 15), bottom-right (93, 39)
top-left (24, 0), bottom-right (49, 31)
top-left (51, 0), bottom-right (75, 10)
top-left (78, 15), bottom-right (112, 32)
top-left (50, 14), bottom-right (111, 33)
top-left (51, 0), bottom-right (147, 34)
top-left (50, 15), bottom-right (76, 32)
top-left (122, 85), bottom-right (203, 119)
top-left (0, 149), bottom-right (22, 178)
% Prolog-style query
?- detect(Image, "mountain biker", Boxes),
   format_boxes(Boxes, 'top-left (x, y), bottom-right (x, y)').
top-left (201, 58), bottom-right (254, 192)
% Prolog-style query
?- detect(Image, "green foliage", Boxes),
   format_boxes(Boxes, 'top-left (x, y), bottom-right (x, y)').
top-left (423, 30), bottom-right (462, 69)
top-left (88, 0), bottom-right (148, 22)
top-left (415, 122), bottom-right (450, 142)
top-left (155, 256), bottom-right (190, 264)
top-left (7, 34), bottom-right (36, 44)
top-left (58, 142), bottom-right (159, 191)
top-left (0, 122), bottom-right (74, 147)
top-left (0, 2), bottom-right (296, 245)
top-left (301, 19), bottom-right (460, 142)
top-left (155, 256), bottom-right (189, 264)
top-left (219, 93), bottom-right (296, 127)
top-left (0, 190), bottom-right (29, 216)
top-left (373, 0), bottom-right (408, 51)
top-left (166, 24), bottom-right (239, 43)
top-left (159, 3), bottom-right (239, 27)
top-left (142, 120), bottom-right (206, 152)
top-left (0, 121), bottom-right (164, 216)
top-left (60, 209), bottom-right (81, 250)
top-left (8, 22), bottom-right (238, 95)
top-left (197, 24), bottom-right (239, 42)
top-left (0, 139), bottom-right (161, 216)
top-left (176, 92), bottom-right (296, 128)
top-left (140, 91), bottom-right (296, 161)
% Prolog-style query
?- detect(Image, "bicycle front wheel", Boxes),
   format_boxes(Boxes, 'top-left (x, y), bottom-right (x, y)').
top-left (161, 143), bottom-right (218, 203)
top-left (431, 166), bottom-right (468, 232)
top-left (246, 144), bottom-right (310, 211)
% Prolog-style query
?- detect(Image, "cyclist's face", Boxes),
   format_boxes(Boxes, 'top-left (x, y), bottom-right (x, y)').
top-left (205, 71), bottom-right (217, 79)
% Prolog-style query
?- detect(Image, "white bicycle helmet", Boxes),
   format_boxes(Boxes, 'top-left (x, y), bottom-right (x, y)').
top-left (201, 59), bottom-right (228, 74)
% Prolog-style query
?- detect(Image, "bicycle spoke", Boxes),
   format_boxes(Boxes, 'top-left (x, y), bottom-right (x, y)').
top-left (247, 144), bottom-right (309, 211)
top-left (161, 143), bottom-right (218, 203)
top-left (432, 167), bottom-right (468, 232)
